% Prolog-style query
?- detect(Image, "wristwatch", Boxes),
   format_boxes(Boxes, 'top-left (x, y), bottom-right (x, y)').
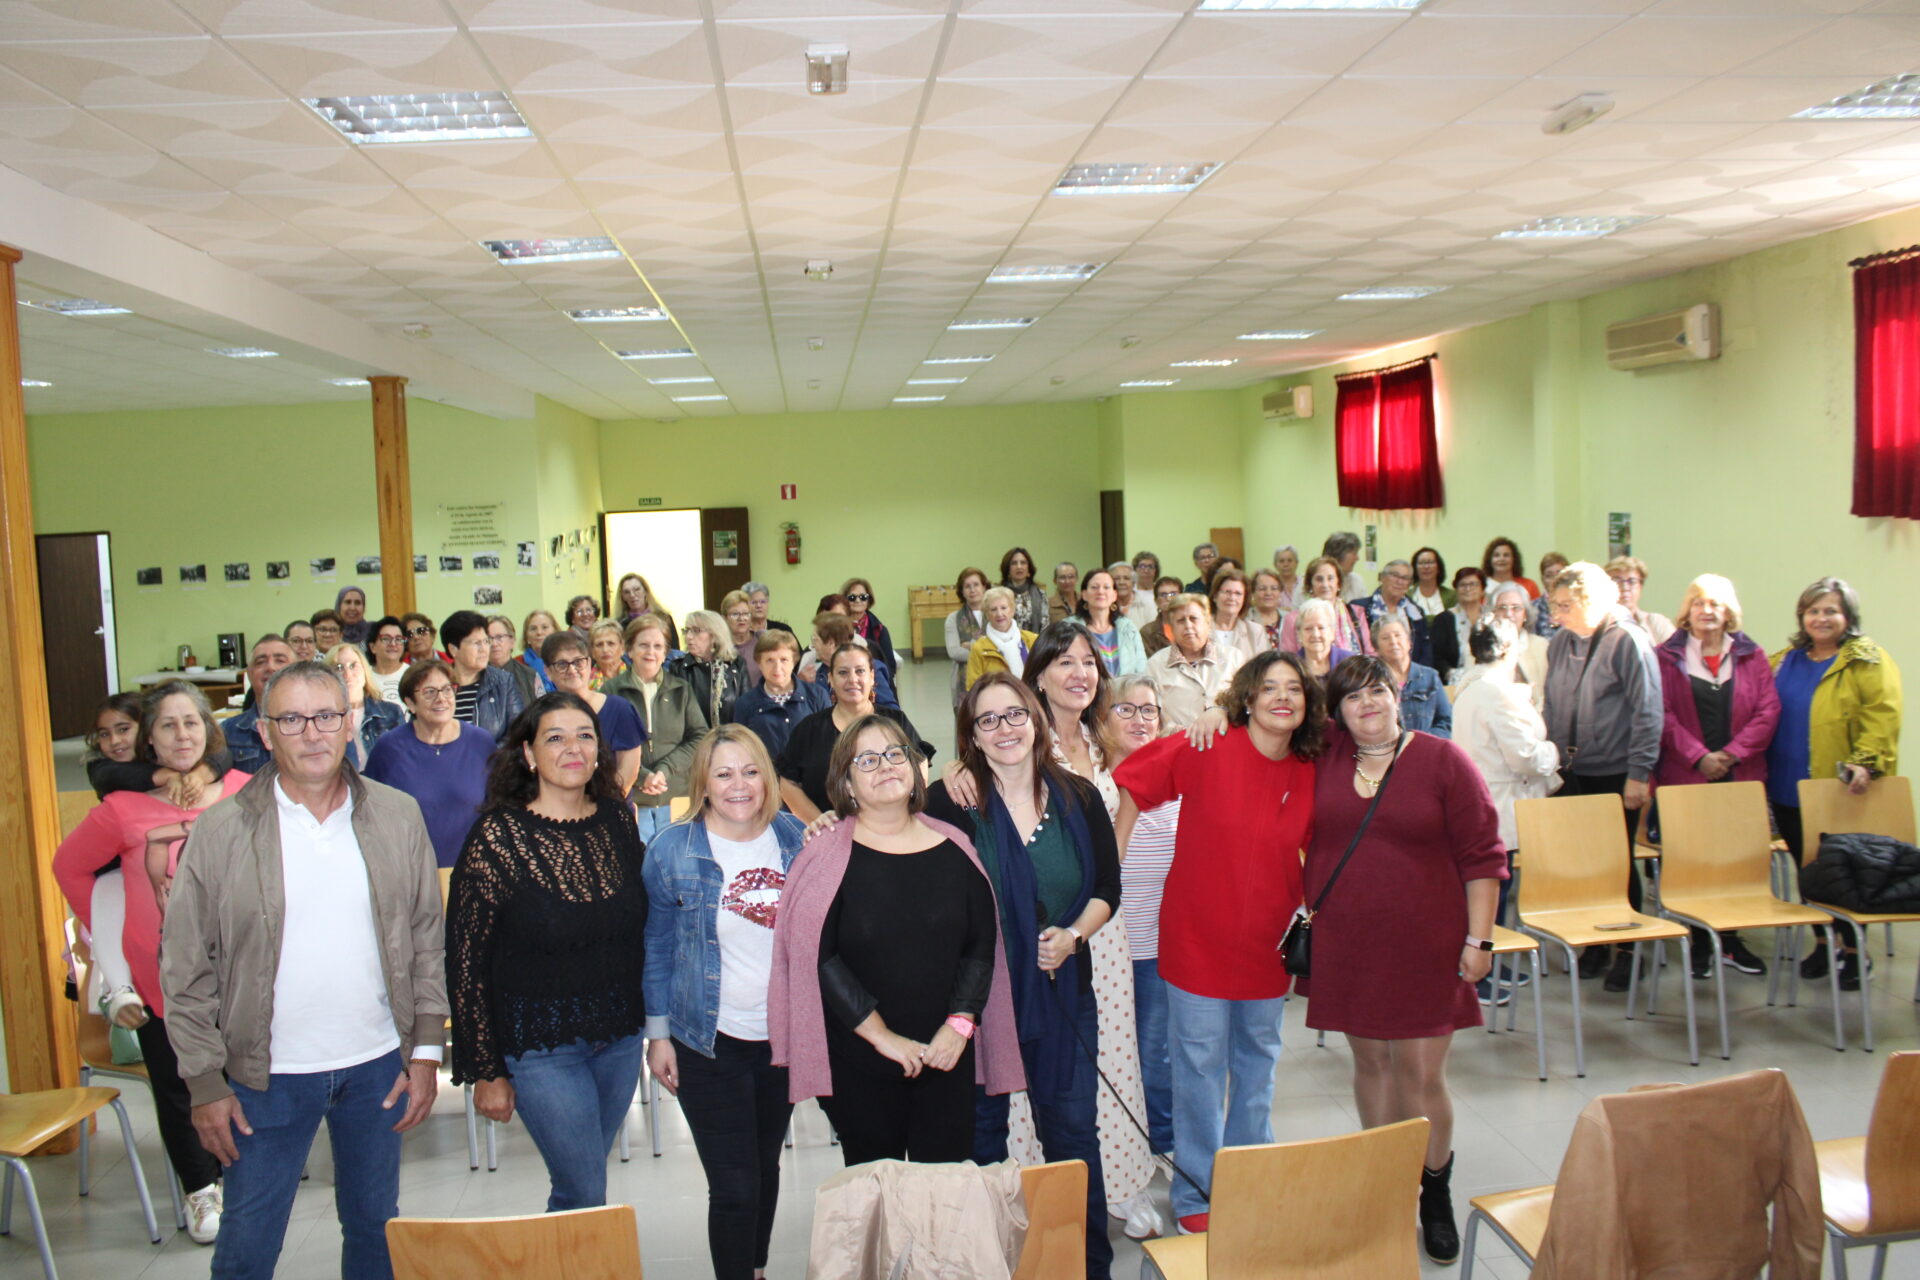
top-left (1067, 926), bottom-right (1085, 953)
top-left (1464, 934), bottom-right (1495, 952)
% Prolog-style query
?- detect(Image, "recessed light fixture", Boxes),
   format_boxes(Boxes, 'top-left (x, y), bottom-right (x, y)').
top-left (948, 318), bottom-right (1034, 330)
top-left (894, 396), bottom-right (946, 403)
top-left (306, 92), bottom-right (531, 143)
top-left (1237, 329), bottom-right (1322, 340)
top-left (673, 394), bottom-right (728, 403)
top-left (803, 259), bottom-right (834, 281)
top-left (207, 346), bottom-right (278, 358)
top-left (1497, 216), bottom-right (1654, 240)
top-left (1338, 286), bottom-right (1447, 300)
top-left (906, 377), bottom-right (966, 385)
top-left (21, 379), bottom-right (51, 387)
top-left (1171, 358), bottom-right (1238, 367)
top-left (1121, 379), bottom-right (1178, 387)
top-left (1200, 0), bottom-right (1423, 8)
top-left (1795, 73), bottom-right (1920, 120)
top-left (20, 297), bottom-right (132, 317)
top-left (924, 355), bottom-right (994, 365)
top-left (987, 264), bottom-right (1104, 283)
top-left (327, 377), bottom-right (370, 387)
top-left (566, 307), bottom-right (665, 322)
top-left (617, 348), bottom-right (696, 360)
top-left (1052, 162), bottom-right (1221, 196)
top-left (806, 43), bottom-right (849, 95)
top-left (482, 237), bottom-right (621, 264)
top-left (648, 376), bottom-right (714, 385)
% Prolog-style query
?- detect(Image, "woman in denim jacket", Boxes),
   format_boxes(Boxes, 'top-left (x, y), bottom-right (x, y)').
top-left (1375, 615), bottom-right (1453, 738)
top-left (642, 725), bottom-right (807, 1280)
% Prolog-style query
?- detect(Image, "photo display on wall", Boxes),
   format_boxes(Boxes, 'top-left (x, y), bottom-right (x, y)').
top-left (355, 556), bottom-right (381, 575)
top-left (266, 561), bottom-right (290, 580)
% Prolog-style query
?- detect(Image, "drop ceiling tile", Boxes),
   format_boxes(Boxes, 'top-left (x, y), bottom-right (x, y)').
top-left (172, 0), bottom-right (459, 35)
top-left (0, 1), bottom-right (204, 40)
top-left (544, 133), bottom-right (733, 179)
top-left (224, 28), bottom-right (501, 98)
top-left (1351, 13), bottom-right (1628, 77)
top-left (1545, 15), bottom-right (1826, 76)
top-left (357, 139), bottom-right (567, 185)
top-left (1731, 13), bottom-right (1920, 72)
top-left (1152, 12), bottom-right (1412, 78)
top-left (468, 22), bottom-right (707, 92)
top-left (919, 76), bottom-right (1130, 129)
top-left (0, 37), bottom-right (285, 107)
top-left (711, 15), bottom-right (946, 85)
top-left (723, 81), bottom-right (926, 131)
top-left (941, 13), bottom-right (1181, 79)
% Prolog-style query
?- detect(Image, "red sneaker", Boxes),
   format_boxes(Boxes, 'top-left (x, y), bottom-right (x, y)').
top-left (1177, 1213), bottom-right (1210, 1235)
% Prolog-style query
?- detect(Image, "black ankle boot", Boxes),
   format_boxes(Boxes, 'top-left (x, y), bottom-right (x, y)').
top-left (1420, 1154), bottom-right (1460, 1265)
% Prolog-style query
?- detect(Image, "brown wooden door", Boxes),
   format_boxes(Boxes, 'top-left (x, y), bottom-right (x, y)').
top-left (36, 533), bottom-right (112, 739)
top-left (1100, 490), bottom-right (1126, 569)
top-left (1209, 526), bottom-right (1246, 568)
top-left (699, 507), bottom-right (751, 611)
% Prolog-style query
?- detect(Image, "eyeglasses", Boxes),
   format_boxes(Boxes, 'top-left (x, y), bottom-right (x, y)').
top-left (268, 709), bottom-right (348, 735)
top-left (1155, 589), bottom-right (1179, 600)
top-left (972, 706), bottom-right (1032, 732)
top-left (846, 593), bottom-right (872, 604)
top-left (1612, 576), bottom-right (1642, 587)
top-left (1111, 702), bottom-right (1160, 722)
top-left (377, 633), bottom-right (404, 644)
top-left (1493, 603), bottom-right (1529, 617)
top-left (404, 625), bottom-right (433, 638)
top-left (413, 685), bottom-right (455, 703)
top-left (488, 633), bottom-right (513, 645)
top-left (851, 746), bottom-right (911, 771)
top-left (549, 656), bottom-right (592, 674)
top-left (1549, 598), bottom-right (1577, 616)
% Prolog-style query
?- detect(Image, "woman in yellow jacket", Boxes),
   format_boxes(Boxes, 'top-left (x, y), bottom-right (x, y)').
top-left (964, 586), bottom-right (1038, 689)
top-left (1766, 576), bottom-right (1902, 990)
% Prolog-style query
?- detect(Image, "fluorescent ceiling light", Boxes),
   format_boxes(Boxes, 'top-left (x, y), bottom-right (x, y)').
top-left (1339, 286), bottom-right (1446, 300)
top-left (1200, 0), bottom-right (1423, 8)
top-left (948, 318), bottom-right (1034, 330)
top-left (648, 376), bottom-right (714, 385)
top-left (1171, 358), bottom-right (1238, 367)
top-left (1795, 73), bottom-right (1920, 120)
top-left (924, 355), bottom-right (995, 364)
top-left (1121, 379), bottom-right (1178, 387)
top-left (566, 307), bottom-right (665, 322)
top-left (207, 346), bottom-right (278, 358)
top-left (482, 237), bottom-right (621, 264)
top-left (894, 396), bottom-right (946, 403)
top-left (20, 297), bottom-right (132, 317)
top-left (617, 348), bottom-right (696, 360)
top-left (1053, 162), bottom-right (1220, 196)
top-left (21, 379), bottom-right (51, 387)
top-left (673, 394), bottom-right (728, 403)
top-left (906, 377), bottom-right (966, 385)
top-left (1496, 215), bottom-right (1655, 239)
top-left (1237, 329), bottom-right (1322, 340)
top-left (306, 92), bottom-right (531, 143)
top-left (327, 377), bottom-right (370, 387)
top-left (987, 264), bottom-right (1104, 283)
top-left (806, 43), bottom-right (849, 96)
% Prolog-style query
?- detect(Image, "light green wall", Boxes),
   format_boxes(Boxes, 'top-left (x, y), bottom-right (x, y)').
top-left (596, 402), bottom-right (1104, 652)
top-left (1100, 390), bottom-right (1247, 572)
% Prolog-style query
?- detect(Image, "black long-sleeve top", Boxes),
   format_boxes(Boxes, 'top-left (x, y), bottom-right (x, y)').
top-left (447, 799), bottom-right (648, 1084)
top-left (88, 748), bottom-right (236, 799)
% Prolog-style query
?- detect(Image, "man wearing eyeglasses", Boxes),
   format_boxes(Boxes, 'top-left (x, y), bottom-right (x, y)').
top-left (160, 660), bottom-right (446, 1280)
top-left (223, 634), bottom-right (298, 774)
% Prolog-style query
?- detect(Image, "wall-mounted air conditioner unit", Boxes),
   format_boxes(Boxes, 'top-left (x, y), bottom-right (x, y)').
top-left (1262, 385), bottom-right (1313, 421)
top-left (1606, 303), bottom-right (1719, 370)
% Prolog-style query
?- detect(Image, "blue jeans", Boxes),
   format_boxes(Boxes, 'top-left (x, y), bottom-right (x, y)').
top-left (1166, 983), bottom-right (1285, 1219)
top-left (213, 1049), bottom-right (404, 1280)
top-left (505, 1032), bottom-right (645, 1212)
top-left (1132, 959), bottom-right (1175, 1155)
top-left (633, 804), bottom-right (673, 845)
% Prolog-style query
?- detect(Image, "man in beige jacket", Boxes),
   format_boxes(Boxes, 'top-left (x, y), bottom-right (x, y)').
top-left (160, 660), bottom-right (447, 1280)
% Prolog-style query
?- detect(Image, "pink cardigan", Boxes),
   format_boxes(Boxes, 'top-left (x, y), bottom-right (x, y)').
top-left (1652, 630), bottom-right (1779, 790)
top-left (53, 772), bottom-right (251, 1018)
top-left (769, 813), bottom-right (1025, 1104)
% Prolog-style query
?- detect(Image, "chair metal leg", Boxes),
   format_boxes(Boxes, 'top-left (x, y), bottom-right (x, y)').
top-left (1766, 931), bottom-right (1786, 1008)
top-left (2, 1158), bottom-right (14, 1234)
top-left (108, 1097), bottom-right (162, 1244)
top-left (485, 1114), bottom-right (498, 1171)
top-left (648, 1068), bottom-right (663, 1158)
top-left (1316, 1029), bottom-right (1326, 1048)
top-left (76, 1065), bottom-right (92, 1196)
top-left (1529, 949), bottom-right (1548, 1080)
top-left (1646, 939), bottom-right (1662, 1016)
top-left (1625, 939), bottom-right (1644, 1021)
top-left (1461, 1210), bottom-right (1482, 1280)
top-left (1858, 933), bottom-right (1876, 1052)
top-left (1884, 922), bottom-right (1894, 959)
top-left (1678, 935), bottom-right (1700, 1065)
top-left (1870, 1241), bottom-right (1889, 1280)
top-left (463, 1084), bottom-right (478, 1170)
top-left (1787, 923), bottom-right (1804, 1007)
top-left (1562, 940), bottom-right (1587, 1078)
top-left (1829, 1230), bottom-right (1851, 1280)
top-left (1, 1157), bottom-right (56, 1280)
top-left (1707, 931), bottom-right (1731, 1060)
top-left (784, 1119), bottom-right (794, 1149)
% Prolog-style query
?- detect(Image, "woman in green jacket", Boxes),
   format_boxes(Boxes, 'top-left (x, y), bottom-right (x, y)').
top-left (1766, 576), bottom-right (1902, 990)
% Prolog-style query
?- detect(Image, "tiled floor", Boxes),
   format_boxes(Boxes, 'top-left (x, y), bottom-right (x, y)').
top-left (16, 657), bottom-right (1918, 1279)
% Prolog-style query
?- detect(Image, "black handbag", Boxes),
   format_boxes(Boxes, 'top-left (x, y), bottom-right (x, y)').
top-left (1281, 741), bottom-right (1403, 978)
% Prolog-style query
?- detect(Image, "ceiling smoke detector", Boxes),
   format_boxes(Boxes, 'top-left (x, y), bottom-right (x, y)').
top-left (1542, 93), bottom-right (1613, 136)
top-left (806, 44), bottom-right (849, 96)
top-left (807, 336), bottom-right (826, 350)
top-left (402, 323), bottom-right (433, 339)
top-left (804, 260), bottom-right (834, 281)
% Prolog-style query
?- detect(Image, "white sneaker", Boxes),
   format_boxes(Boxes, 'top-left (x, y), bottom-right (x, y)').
top-left (105, 987), bottom-right (148, 1029)
top-left (1122, 1191), bottom-right (1165, 1241)
top-left (185, 1182), bottom-right (222, 1245)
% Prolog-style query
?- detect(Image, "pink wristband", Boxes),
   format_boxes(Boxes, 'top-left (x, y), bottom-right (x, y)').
top-left (945, 1015), bottom-right (976, 1040)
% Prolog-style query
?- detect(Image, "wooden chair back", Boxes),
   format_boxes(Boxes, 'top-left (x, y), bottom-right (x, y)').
top-left (1013, 1160), bottom-right (1086, 1280)
top-left (1514, 794), bottom-right (1634, 913)
top-left (1863, 1051), bottom-right (1920, 1234)
top-left (59, 789), bottom-right (99, 838)
top-left (437, 868), bottom-right (452, 911)
top-left (669, 796), bottom-right (691, 822)
top-left (387, 1205), bottom-right (641, 1279)
top-left (1207, 1118), bottom-right (1428, 1280)
top-left (1797, 777), bottom-right (1916, 864)
top-left (1654, 781), bottom-right (1777, 898)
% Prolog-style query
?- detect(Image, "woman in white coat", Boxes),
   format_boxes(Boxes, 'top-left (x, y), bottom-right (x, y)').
top-left (1450, 618), bottom-right (1560, 1003)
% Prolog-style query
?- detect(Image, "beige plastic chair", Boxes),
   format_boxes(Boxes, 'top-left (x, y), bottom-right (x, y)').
top-left (1513, 794), bottom-right (1699, 1077)
top-left (1651, 781), bottom-right (1841, 1058)
top-left (1484, 924), bottom-right (1548, 1081)
top-left (1142, 1118), bottom-right (1428, 1280)
top-left (1795, 778), bottom-right (1920, 1050)
top-left (1817, 1050), bottom-right (1920, 1279)
top-left (387, 1204), bottom-right (641, 1279)
top-left (1013, 1160), bottom-right (1086, 1280)
top-left (1, 1087), bottom-right (162, 1280)
top-left (56, 790), bottom-right (98, 838)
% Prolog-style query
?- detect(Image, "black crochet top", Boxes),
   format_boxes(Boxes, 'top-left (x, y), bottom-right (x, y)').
top-left (447, 799), bottom-right (648, 1084)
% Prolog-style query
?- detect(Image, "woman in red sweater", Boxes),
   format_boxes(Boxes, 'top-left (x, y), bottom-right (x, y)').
top-left (54, 681), bottom-right (250, 1246)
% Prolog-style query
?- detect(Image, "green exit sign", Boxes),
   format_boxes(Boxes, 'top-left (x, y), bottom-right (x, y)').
top-left (636, 497), bottom-right (662, 507)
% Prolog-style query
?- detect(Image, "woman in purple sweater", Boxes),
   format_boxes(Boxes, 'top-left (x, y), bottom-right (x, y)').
top-left (364, 660), bottom-right (496, 867)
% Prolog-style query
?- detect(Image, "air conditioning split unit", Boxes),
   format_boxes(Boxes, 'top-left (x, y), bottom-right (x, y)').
top-left (1605, 303), bottom-right (1719, 370)
top-left (1263, 385), bottom-right (1313, 421)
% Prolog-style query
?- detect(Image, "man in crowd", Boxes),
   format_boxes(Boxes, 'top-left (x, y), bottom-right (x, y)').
top-left (222, 634), bottom-right (296, 774)
top-left (1185, 543), bottom-right (1219, 593)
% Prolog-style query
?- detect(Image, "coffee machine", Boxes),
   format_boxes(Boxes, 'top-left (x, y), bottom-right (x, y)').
top-left (217, 632), bottom-right (244, 670)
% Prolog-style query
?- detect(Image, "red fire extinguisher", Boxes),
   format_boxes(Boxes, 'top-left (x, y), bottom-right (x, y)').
top-left (783, 522), bottom-right (801, 565)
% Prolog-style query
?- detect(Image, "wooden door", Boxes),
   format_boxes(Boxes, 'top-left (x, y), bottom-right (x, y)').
top-left (1100, 490), bottom-right (1126, 569)
top-left (36, 533), bottom-right (113, 739)
top-left (699, 507), bottom-right (751, 611)
top-left (1209, 526), bottom-right (1245, 567)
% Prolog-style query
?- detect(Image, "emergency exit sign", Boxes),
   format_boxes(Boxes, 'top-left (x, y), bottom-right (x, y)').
top-left (636, 497), bottom-right (662, 507)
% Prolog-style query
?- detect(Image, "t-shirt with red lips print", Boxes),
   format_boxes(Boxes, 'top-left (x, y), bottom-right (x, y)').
top-left (710, 828), bottom-right (787, 1040)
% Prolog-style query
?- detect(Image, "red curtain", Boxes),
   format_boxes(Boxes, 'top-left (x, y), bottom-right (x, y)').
top-left (1333, 359), bottom-right (1442, 509)
top-left (1853, 254), bottom-right (1920, 519)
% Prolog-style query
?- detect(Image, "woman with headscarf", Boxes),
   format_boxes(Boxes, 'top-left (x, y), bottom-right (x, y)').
top-left (335, 585), bottom-right (371, 648)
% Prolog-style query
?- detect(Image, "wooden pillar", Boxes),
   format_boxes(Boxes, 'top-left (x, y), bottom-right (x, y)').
top-left (0, 241), bottom-right (83, 1118)
top-left (371, 376), bottom-right (416, 618)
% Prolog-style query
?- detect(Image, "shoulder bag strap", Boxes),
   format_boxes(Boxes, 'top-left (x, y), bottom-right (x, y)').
top-left (1303, 735), bottom-right (1405, 921)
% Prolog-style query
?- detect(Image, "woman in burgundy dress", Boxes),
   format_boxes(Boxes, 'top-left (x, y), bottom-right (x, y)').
top-left (1304, 655), bottom-right (1506, 1266)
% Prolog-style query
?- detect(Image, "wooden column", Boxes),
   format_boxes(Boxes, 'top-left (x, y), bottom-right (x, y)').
top-left (0, 241), bottom-right (83, 1117)
top-left (371, 375), bottom-right (416, 617)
